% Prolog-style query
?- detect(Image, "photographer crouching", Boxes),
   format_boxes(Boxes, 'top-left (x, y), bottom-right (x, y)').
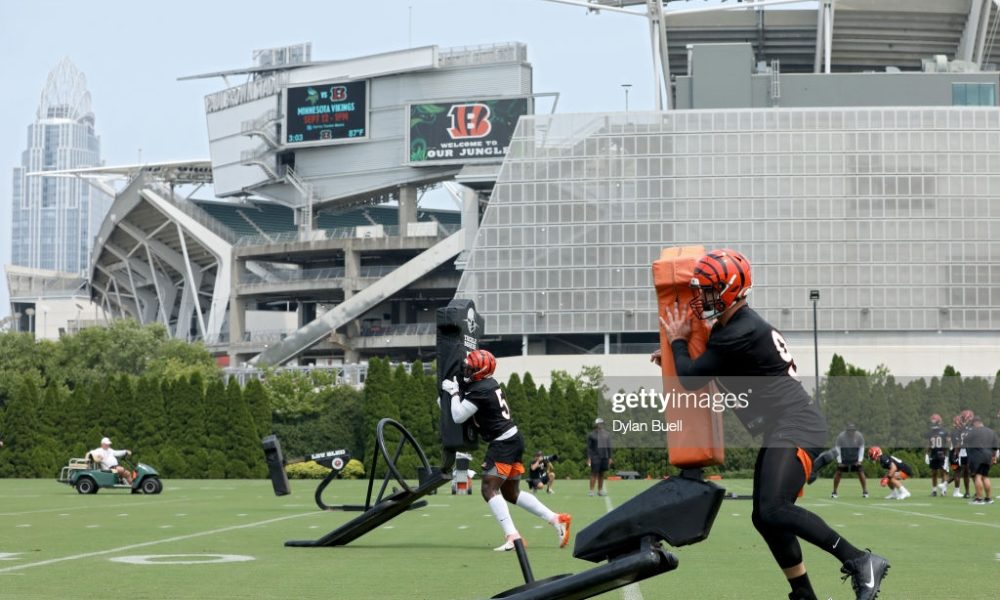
top-left (528, 451), bottom-right (558, 494)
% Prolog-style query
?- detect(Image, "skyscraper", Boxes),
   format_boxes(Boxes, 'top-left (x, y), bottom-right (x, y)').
top-left (10, 58), bottom-right (110, 275)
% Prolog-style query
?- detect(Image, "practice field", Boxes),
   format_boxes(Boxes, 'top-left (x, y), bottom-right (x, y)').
top-left (1, 478), bottom-right (997, 600)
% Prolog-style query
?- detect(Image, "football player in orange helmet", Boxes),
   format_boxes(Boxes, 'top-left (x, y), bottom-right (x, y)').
top-left (926, 414), bottom-right (951, 496)
top-left (659, 249), bottom-right (889, 600)
top-left (442, 349), bottom-right (572, 552)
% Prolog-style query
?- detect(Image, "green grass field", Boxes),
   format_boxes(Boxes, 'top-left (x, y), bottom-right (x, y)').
top-left (1, 477), bottom-right (997, 599)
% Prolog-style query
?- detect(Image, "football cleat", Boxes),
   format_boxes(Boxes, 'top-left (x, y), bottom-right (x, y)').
top-left (553, 513), bottom-right (572, 548)
top-left (494, 535), bottom-right (523, 552)
top-left (831, 492), bottom-right (839, 499)
top-left (841, 550), bottom-right (890, 600)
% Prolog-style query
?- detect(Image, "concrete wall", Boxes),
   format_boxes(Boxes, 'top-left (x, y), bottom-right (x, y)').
top-left (676, 43), bottom-right (1000, 109)
top-left (496, 334), bottom-right (1000, 389)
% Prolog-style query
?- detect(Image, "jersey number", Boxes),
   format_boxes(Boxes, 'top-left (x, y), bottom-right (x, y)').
top-left (771, 330), bottom-right (797, 377)
top-left (929, 435), bottom-right (944, 449)
top-left (496, 389), bottom-right (511, 419)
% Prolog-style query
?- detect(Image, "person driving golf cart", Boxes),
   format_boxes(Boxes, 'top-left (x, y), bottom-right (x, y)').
top-left (88, 437), bottom-right (133, 485)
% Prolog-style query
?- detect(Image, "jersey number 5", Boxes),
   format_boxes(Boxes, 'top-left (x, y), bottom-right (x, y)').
top-left (771, 330), bottom-right (798, 377)
top-left (496, 389), bottom-right (511, 419)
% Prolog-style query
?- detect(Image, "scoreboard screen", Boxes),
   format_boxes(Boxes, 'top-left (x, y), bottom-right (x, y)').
top-left (283, 80), bottom-right (368, 146)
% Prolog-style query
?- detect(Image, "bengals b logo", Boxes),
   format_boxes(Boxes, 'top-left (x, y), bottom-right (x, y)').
top-left (447, 103), bottom-right (492, 139)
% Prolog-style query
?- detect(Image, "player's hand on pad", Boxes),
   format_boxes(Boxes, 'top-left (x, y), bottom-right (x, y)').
top-left (660, 302), bottom-right (693, 343)
top-left (650, 348), bottom-right (662, 366)
top-left (441, 377), bottom-right (460, 396)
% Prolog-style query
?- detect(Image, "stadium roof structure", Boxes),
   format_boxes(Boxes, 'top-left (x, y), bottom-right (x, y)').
top-left (660, 0), bottom-right (1000, 74)
top-left (551, 0), bottom-right (1000, 106)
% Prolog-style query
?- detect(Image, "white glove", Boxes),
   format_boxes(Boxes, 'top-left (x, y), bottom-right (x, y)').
top-left (924, 454), bottom-right (930, 465)
top-left (441, 377), bottom-right (460, 396)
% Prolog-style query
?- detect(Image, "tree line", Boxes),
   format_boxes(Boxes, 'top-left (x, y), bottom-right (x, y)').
top-left (1, 322), bottom-right (997, 480)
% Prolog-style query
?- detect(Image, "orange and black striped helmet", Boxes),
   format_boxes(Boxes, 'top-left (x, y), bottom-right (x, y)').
top-left (463, 349), bottom-right (496, 382)
top-left (689, 249), bottom-right (753, 319)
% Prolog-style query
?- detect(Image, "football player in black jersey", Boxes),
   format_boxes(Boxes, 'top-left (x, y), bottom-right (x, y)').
top-left (869, 447), bottom-right (913, 500)
top-left (658, 249), bottom-right (888, 600)
top-left (925, 414), bottom-right (951, 497)
top-left (442, 349), bottom-right (572, 552)
top-left (947, 415), bottom-right (965, 497)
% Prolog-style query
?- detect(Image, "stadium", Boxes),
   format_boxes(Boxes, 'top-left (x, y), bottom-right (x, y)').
top-left (22, 0), bottom-right (997, 381)
top-left (3, 3), bottom-right (1000, 600)
top-left (58, 0), bottom-right (998, 384)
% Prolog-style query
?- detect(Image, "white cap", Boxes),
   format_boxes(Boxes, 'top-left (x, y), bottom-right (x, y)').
top-left (594, 418), bottom-right (604, 425)
top-left (101, 437), bottom-right (111, 445)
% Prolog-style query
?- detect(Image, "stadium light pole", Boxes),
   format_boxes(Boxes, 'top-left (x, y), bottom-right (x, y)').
top-left (622, 83), bottom-right (632, 112)
top-left (25, 307), bottom-right (35, 339)
top-left (809, 289), bottom-right (820, 403)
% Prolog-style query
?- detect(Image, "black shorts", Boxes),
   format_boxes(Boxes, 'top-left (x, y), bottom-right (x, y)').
top-left (528, 474), bottom-right (550, 487)
top-left (590, 457), bottom-right (610, 475)
top-left (959, 456), bottom-right (969, 467)
top-left (929, 456), bottom-right (946, 470)
top-left (969, 461), bottom-right (991, 477)
top-left (484, 432), bottom-right (525, 480)
top-left (837, 463), bottom-right (863, 473)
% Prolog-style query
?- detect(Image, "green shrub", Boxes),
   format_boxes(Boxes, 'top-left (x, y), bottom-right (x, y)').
top-left (286, 461), bottom-right (332, 479)
top-left (341, 459), bottom-right (365, 479)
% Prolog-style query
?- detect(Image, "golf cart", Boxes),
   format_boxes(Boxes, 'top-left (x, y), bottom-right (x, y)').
top-left (58, 454), bottom-right (163, 494)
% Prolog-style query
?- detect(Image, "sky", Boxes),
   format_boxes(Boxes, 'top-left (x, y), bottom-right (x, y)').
top-left (0, 0), bottom-right (812, 316)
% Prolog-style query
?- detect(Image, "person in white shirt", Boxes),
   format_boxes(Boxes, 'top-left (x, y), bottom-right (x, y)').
top-left (88, 437), bottom-right (132, 485)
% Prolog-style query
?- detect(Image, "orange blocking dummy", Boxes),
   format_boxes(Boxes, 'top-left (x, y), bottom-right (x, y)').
top-left (652, 246), bottom-right (725, 468)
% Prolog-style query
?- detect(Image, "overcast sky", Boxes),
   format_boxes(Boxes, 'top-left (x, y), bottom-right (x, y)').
top-left (0, 0), bottom-right (814, 316)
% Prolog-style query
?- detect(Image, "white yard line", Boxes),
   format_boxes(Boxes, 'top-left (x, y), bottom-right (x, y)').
top-left (0, 496), bottom-right (190, 517)
top-left (0, 511), bottom-right (316, 574)
top-left (837, 501), bottom-right (1000, 530)
top-left (602, 493), bottom-right (646, 600)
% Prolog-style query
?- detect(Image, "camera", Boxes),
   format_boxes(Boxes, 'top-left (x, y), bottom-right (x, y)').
top-left (541, 454), bottom-right (559, 464)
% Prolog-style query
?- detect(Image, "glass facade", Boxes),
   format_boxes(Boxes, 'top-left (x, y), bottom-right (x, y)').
top-left (10, 60), bottom-right (109, 275)
top-left (457, 108), bottom-right (1000, 337)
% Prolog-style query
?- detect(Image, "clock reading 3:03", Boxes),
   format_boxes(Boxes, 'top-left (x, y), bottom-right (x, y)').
top-left (284, 80), bottom-right (368, 146)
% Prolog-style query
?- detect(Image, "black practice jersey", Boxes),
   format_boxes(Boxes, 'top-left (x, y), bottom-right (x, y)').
top-left (950, 426), bottom-right (964, 449)
top-left (670, 305), bottom-right (827, 448)
top-left (926, 425), bottom-right (949, 457)
top-left (462, 377), bottom-right (515, 442)
top-left (878, 454), bottom-right (912, 475)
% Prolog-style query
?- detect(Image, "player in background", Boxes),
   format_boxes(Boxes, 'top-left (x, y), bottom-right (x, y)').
top-left (925, 414), bottom-right (951, 497)
top-left (963, 416), bottom-right (998, 505)
top-left (659, 249), bottom-right (888, 600)
top-left (869, 447), bottom-right (912, 500)
top-left (442, 349), bottom-right (572, 552)
top-left (830, 423), bottom-right (868, 499)
top-left (950, 411), bottom-right (974, 498)
top-left (947, 415), bottom-right (964, 497)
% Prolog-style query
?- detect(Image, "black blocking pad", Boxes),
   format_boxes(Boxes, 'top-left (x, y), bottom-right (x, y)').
top-left (573, 476), bottom-right (725, 563)
top-left (262, 434), bottom-right (290, 496)
top-left (436, 298), bottom-right (483, 452)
